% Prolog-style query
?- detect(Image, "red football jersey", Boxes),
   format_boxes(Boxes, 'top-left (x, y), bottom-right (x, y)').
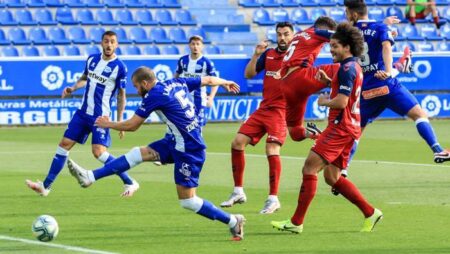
top-left (328, 57), bottom-right (363, 139)
top-left (280, 27), bottom-right (332, 76)
top-left (255, 48), bottom-right (286, 109)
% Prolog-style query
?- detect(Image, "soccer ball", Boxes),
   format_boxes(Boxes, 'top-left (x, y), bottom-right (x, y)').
top-left (31, 215), bottom-right (59, 242)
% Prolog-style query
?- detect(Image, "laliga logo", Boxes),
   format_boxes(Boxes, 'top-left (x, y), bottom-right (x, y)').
top-left (413, 60), bottom-right (431, 79)
top-left (312, 97), bottom-right (329, 119)
top-left (421, 95), bottom-right (441, 117)
top-left (153, 64), bottom-right (173, 81)
top-left (41, 65), bottom-right (64, 91)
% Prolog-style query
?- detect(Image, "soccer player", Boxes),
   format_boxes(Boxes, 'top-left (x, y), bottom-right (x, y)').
top-left (26, 31), bottom-right (139, 197)
top-left (271, 23), bottom-right (382, 234)
top-left (220, 22), bottom-right (294, 214)
top-left (174, 35), bottom-right (218, 127)
top-left (66, 67), bottom-right (246, 240)
top-left (344, 0), bottom-right (449, 163)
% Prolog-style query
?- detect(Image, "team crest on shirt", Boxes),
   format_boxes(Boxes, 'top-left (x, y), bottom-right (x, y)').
top-left (103, 66), bottom-right (112, 73)
top-left (195, 64), bottom-right (203, 71)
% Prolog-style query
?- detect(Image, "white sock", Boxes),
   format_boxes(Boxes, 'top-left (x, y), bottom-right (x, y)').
top-left (268, 195), bottom-right (278, 202)
top-left (233, 187), bottom-right (244, 194)
top-left (228, 215), bottom-right (237, 228)
top-left (88, 171), bottom-right (96, 182)
top-left (97, 151), bottom-right (110, 163)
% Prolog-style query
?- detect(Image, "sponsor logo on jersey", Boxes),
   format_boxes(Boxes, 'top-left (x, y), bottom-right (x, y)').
top-left (88, 71), bottom-right (108, 84)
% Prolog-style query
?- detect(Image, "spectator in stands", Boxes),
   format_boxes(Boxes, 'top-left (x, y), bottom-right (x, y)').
top-left (406, 0), bottom-right (441, 28)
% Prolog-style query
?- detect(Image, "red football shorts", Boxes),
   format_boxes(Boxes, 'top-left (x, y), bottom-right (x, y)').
top-left (281, 64), bottom-right (340, 127)
top-left (311, 125), bottom-right (356, 169)
top-left (238, 107), bottom-right (287, 146)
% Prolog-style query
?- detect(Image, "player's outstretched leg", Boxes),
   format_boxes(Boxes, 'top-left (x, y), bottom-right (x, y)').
top-left (67, 159), bottom-right (94, 187)
top-left (393, 46), bottom-right (413, 74)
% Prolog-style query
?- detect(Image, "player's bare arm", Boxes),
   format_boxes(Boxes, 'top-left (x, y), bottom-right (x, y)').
top-left (318, 93), bottom-right (349, 109)
top-left (315, 69), bottom-right (332, 86)
top-left (201, 76), bottom-right (240, 93)
top-left (116, 88), bottom-right (126, 139)
top-left (207, 86), bottom-right (219, 107)
top-left (62, 73), bottom-right (87, 98)
top-left (375, 41), bottom-right (394, 80)
top-left (95, 114), bottom-right (145, 132)
top-left (383, 16), bottom-right (400, 25)
top-left (244, 40), bottom-right (268, 78)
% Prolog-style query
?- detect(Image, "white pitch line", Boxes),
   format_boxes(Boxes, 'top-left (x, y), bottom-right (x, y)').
top-left (0, 235), bottom-right (120, 254)
top-left (0, 149), bottom-right (449, 169)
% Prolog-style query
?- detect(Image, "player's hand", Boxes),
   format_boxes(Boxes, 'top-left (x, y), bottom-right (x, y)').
top-left (118, 130), bottom-right (125, 139)
top-left (254, 40), bottom-right (269, 56)
top-left (384, 16), bottom-right (400, 25)
top-left (315, 69), bottom-right (332, 85)
top-left (374, 70), bottom-right (391, 80)
top-left (318, 93), bottom-right (330, 106)
top-left (61, 86), bottom-right (74, 98)
top-left (222, 81), bottom-right (240, 94)
top-left (273, 69), bottom-right (282, 80)
top-left (95, 116), bottom-right (111, 128)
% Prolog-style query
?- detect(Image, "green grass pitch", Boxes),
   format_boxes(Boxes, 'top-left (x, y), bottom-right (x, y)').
top-left (0, 120), bottom-right (450, 254)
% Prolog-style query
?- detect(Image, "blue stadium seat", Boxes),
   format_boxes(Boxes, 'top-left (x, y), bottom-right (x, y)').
top-left (421, 25), bottom-right (443, 40)
top-left (151, 27), bottom-right (172, 44)
top-left (188, 27), bottom-right (210, 43)
top-left (386, 7), bottom-right (405, 21)
top-left (16, 9), bottom-right (38, 25)
top-left (0, 30), bottom-right (10, 45)
top-left (376, 0), bottom-right (395, 5)
top-left (68, 26), bottom-right (91, 44)
top-left (310, 8), bottom-right (327, 21)
top-left (5, 0), bottom-right (26, 7)
top-left (136, 10), bottom-right (158, 25)
top-left (298, 0), bottom-right (317, 7)
top-left (56, 7), bottom-right (78, 25)
top-left (169, 27), bottom-right (188, 44)
top-left (0, 10), bottom-right (19, 26)
top-left (403, 25), bottom-right (424, 40)
top-left (162, 45), bottom-right (180, 55)
top-left (43, 45), bottom-right (61, 56)
top-left (35, 9), bottom-right (58, 25)
top-left (129, 27), bottom-right (152, 44)
top-left (141, 0), bottom-right (162, 7)
top-left (144, 45), bottom-right (161, 55)
top-left (417, 41), bottom-right (434, 52)
top-left (291, 8), bottom-right (311, 24)
top-left (205, 45), bottom-right (221, 54)
top-left (96, 9), bottom-right (118, 25)
top-left (368, 7), bottom-right (384, 21)
top-left (23, 46), bottom-right (40, 56)
top-left (2, 46), bottom-right (19, 57)
top-left (364, 0), bottom-right (376, 5)
top-left (319, 0), bottom-right (336, 7)
top-left (156, 9), bottom-right (177, 25)
top-left (394, 0), bottom-right (406, 4)
top-left (89, 27), bottom-right (105, 43)
top-left (104, 0), bottom-right (124, 7)
top-left (253, 9), bottom-right (275, 26)
top-left (77, 9), bottom-right (98, 25)
top-left (124, 0), bottom-right (144, 7)
top-left (434, 0), bottom-right (448, 5)
top-left (26, 0), bottom-right (46, 7)
top-left (45, 0), bottom-right (64, 6)
top-left (116, 9), bottom-right (138, 25)
top-left (64, 45), bottom-right (81, 56)
top-left (175, 10), bottom-right (196, 26)
top-left (220, 45), bottom-right (254, 55)
top-left (272, 8), bottom-right (290, 23)
top-left (395, 41), bottom-right (416, 52)
top-left (8, 27), bottom-right (31, 45)
top-left (115, 47), bottom-right (122, 55)
top-left (65, 0), bottom-right (86, 7)
top-left (85, 0), bottom-right (104, 7)
top-left (111, 27), bottom-right (132, 44)
top-left (124, 45), bottom-right (141, 55)
top-left (85, 45), bottom-right (101, 55)
top-left (239, 0), bottom-right (261, 7)
top-left (161, 0), bottom-right (180, 8)
top-left (437, 41), bottom-right (450, 51)
top-left (49, 27), bottom-right (71, 44)
top-left (329, 7), bottom-right (346, 23)
top-left (281, 0), bottom-right (299, 7)
top-left (443, 7), bottom-right (450, 21)
top-left (29, 27), bottom-right (52, 44)
top-left (266, 28), bottom-right (277, 43)
top-left (262, 0), bottom-right (280, 7)
top-left (441, 24), bottom-right (450, 40)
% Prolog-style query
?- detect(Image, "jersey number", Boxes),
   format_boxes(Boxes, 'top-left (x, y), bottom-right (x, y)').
top-left (351, 86), bottom-right (362, 115)
top-left (358, 42), bottom-right (370, 67)
top-left (175, 90), bottom-right (195, 119)
top-left (283, 40), bottom-right (299, 62)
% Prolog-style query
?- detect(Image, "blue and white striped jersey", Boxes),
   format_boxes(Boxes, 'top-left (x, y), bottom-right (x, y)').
top-left (79, 54), bottom-right (127, 118)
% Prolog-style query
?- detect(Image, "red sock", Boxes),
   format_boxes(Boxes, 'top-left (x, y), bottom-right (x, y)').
top-left (409, 17), bottom-right (416, 25)
top-left (289, 126), bottom-right (306, 142)
top-left (268, 155), bottom-right (281, 195)
top-left (332, 177), bottom-right (374, 218)
top-left (291, 174), bottom-right (318, 225)
top-left (231, 148), bottom-right (245, 187)
top-left (433, 16), bottom-right (440, 27)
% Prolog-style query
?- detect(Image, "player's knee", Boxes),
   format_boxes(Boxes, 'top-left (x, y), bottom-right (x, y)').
top-left (91, 148), bottom-right (104, 159)
top-left (266, 143), bottom-right (280, 155)
top-left (231, 135), bottom-right (248, 150)
top-left (289, 126), bottom-right (306, 141)
top-left (179, 196), bottom-right (203, 212)
top-left (124, 147), bottom-right (143, 168)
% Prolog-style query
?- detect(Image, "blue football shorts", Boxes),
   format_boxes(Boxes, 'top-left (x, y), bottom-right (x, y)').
top-left (64, 110), bottom-right (111, 147)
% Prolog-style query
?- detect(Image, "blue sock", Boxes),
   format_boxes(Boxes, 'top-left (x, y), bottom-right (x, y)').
top-left (416, 118), bottom-right (443, 153)
top-left (43, 146), bottom-right (69, 189)
top-left (197, 199), bottom-right (231, 224)
top-left (98, 152), bottom-right (133, 185)
top-left (93, 155), bottom-right (131, 181)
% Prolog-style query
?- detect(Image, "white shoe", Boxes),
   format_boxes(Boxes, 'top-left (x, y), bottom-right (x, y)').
top-left (67, 159), bottom-right (92, 188)
top-left (229, 214), bottom-right (246, 241)
top-left (121, 180), bottom-right (140, 197)
top-left (26, 180), bottom-right (50, 197)
top-left (434, 150), bottom-right (450, 163)
top-left (220, 192), bottom-right (247, 207)
top-left (153, 161), bottom-right (162, 166)
top-left (259, 199), bottom-right (281, 214)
